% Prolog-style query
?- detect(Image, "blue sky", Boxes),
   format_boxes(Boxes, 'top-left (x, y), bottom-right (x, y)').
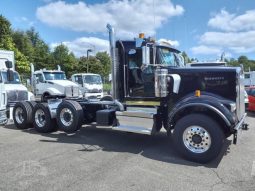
top-left (0, 0), bottom-right (254, 60)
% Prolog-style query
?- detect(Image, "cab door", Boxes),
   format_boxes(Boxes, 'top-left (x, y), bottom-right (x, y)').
top-left (127, 49), bottom-right (155, 98)
top-left (34, 73), bottom-right (45, 96)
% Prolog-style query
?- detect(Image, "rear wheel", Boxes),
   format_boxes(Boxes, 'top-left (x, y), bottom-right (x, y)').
top-left (172, 114), bottom-right (225, 163)
top-left (56, 100), bottom-right (83, 133)
top-left (33, 103), bottom-right (57, 133)
top-left (13, 101), bottom-right (33, 129)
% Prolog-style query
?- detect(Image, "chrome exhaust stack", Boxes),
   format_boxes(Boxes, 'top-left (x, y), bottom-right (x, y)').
top-left (106, 24), bottom-right (117, 100)
top-left (106, 24), bottom-right (124, 111)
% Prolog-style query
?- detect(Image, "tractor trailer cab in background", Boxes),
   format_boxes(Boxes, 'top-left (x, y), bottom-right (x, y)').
top-left (30, 64), bottom-right (81, 101)
top-left (71, 73), bottom-right (103, 99)
top-left (0, 50), bottom-right (34, 122)
top-left (13, 25), bottom-right (247, 163)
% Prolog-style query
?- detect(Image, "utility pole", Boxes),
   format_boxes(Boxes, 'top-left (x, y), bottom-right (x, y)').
top-left (86, 49), bottom-right (92, 73)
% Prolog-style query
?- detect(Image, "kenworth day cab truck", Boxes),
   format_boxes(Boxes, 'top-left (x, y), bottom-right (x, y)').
top-left (30, 64), bottom-right (81, 102)
top-left (0, 50), bottom-right (34, 122)
top-left (71, 73), bottom-right (103, 99)
top-left (12, 25), bottom-right (247, 163)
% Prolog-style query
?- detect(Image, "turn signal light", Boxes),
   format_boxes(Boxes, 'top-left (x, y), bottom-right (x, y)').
top-left (195, 90), bottom-right (201, 97)
top-left (139, 33), bottom-right (145, 38)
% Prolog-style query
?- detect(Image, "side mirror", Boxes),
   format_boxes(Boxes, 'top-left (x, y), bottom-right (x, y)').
top-left (78, 78), bottom-right (83, 85)
top-left (36, 77), bottom-right (39, 84)
top-left (5, 61), bottom-right (13, 69)
top-left (7, 69), bottom-right (14, 82)
top-left (26, 79), bottom-right (31, 86)
top-left (142, 46), bottom-right (150, 67)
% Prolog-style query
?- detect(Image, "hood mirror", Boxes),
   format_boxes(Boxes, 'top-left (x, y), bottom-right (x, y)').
top-left (5, 61), bottom-right (13, 69)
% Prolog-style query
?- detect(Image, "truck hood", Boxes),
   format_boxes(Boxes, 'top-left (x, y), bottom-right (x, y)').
top-left (4, 84), bottom-right (28, 92)
top-left (46, 80), bottom-right (79, 87)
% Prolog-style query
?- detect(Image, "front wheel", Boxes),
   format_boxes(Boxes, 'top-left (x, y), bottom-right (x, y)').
top-left (172, 114), bottom-right (225, 163)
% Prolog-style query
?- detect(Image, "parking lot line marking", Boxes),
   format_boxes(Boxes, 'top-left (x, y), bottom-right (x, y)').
top-left (252, 161), bottom-right (255, 177)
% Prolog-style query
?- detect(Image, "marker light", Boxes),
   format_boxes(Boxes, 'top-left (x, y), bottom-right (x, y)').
top-left (195, 90), bottom-right (201, 97)
top-left (139, 33), bottom-right (145, 38)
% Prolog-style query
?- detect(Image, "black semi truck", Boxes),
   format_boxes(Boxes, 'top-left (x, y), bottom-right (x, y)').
top-left (12, 24), bottom-right (247, 163)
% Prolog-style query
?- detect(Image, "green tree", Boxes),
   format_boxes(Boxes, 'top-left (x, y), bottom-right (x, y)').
top-left (26, 27), bottom-right (51, 70)
top-left (95, 51), bottom-right (111, 78)
top-left (181, 51), bottom-right (191, 64)
top-left (51, 44), bottom-right (77, 77)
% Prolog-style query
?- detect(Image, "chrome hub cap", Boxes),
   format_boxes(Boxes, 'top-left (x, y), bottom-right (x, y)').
top-left (60, 108), bottom-right (73, 126)
top-left (35, 109), bottom-right (46, 128)
top-left (15, 107), bottom-right (25, 124)
top-left (183, 126), bottom-right (211, 153)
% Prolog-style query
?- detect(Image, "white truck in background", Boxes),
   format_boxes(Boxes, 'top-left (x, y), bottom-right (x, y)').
top-left (244, 71), bottom-right (255, 87)
top-left (0, 50), bottom-right (34, 121)
top-left (30, 64), bottom-right (81, 101)
top-left (0, 69), bottom-right (7, 125)
top-left (71, 73), bottom-right (103, 99)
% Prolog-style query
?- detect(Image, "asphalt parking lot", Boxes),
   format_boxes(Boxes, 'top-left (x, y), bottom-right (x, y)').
top-left (0, 113), bottom-right (255, 191)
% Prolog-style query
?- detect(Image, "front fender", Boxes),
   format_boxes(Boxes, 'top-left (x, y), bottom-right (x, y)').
top-left (169, 93), bottom-right (236, 128)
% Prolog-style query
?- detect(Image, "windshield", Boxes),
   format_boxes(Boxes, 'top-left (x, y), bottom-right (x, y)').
top-left (1, 71), bottom-right (21, 84)
top-left (43, 72), bottom-right (66, 80)
top-left (84, 75), bottom-right (102, 84)
top-left (158, 47), bottom-right (185, 67)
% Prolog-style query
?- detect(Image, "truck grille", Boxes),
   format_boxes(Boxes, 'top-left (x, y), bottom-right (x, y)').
top-left (65, 86), bottom-right (79, 97)
top-left (88, 88), bottom-right (102, 93)
top-left (7, 90), bottom-right (28, 102)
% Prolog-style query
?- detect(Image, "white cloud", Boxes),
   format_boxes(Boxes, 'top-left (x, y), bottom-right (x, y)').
top-left (51, 37), bottom-right (109, 57)
top-left (200, 31), bottom-right (255, 53)
top-left (191, 45), bottom-right (222, 55)
top-left (15, 17), bottom-right (35, 26)
top-left (192, 9), bottom-right (255, 56)
top-left (208, 9), bottom-right (255, 32)
top-left (158, 38), bottom-right (179, 47)
top-left (36, 0), bottom-right (184, 38)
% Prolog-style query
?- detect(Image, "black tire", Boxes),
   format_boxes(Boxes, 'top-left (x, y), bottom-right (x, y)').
top-left (100, 95), bottom-right (113, 101)
top-left (172, 114), bottom-right (225, 163)
top-left (13, 101), bottom-right (33, 129)
top-left (27, 101), bottom-right (37, 109)
top-left (33, 103), bottom-right (57, 133)
top-left (56, 100), bottom-right (83, 133)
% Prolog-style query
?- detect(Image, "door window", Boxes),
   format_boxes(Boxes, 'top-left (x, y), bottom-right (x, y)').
top-left (127, 49), bottom-right (154, 97)
top-left (74, 75), bottom-right (83, 85)
top-left (36, 73), bottom-right (44, 83)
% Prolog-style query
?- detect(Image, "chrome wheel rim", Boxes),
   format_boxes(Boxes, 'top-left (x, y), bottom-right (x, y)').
top-left (60, 108), bottom-right (73, 127)
top-left (35, 109), bottom-right (46, 128)
top-left (183, 126), bottom-right (211, 153)
top-left (15, 107), bottom-right (25, 124)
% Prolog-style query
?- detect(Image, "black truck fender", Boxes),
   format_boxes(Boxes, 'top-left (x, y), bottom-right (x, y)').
top-left (166, 93), bottom-right (236, 136)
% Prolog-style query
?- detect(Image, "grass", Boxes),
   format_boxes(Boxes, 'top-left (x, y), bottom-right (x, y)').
top-left (103, 83), bottom-right (111, 92)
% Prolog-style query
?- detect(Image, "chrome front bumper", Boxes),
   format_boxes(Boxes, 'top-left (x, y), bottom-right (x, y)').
top-left (234, 112), bottom-right (247, 131)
